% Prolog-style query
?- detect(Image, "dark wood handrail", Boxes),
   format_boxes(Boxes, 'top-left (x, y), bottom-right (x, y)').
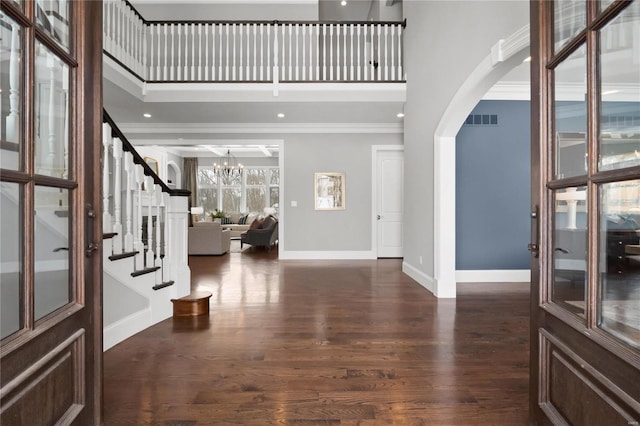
top-left (145, 19), bottom-right (407, 27)
top-left (103, 109), bottom-right (190, 197)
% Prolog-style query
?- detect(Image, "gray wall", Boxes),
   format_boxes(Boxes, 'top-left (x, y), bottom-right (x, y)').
top-left (131, 1), bottom-right (319, 21)
top-left (283, 133), bottom-right (401, 251)
top-left (402, 1), bottom-right (528, 279)
top-left (456, 100), bottom-right (530, 270)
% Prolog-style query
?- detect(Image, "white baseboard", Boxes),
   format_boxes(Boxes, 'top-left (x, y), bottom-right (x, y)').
top-left (402, 261), bottom-right (436, 295)
top-left (455, 269), bottom-right (531, 283)
top-left (103, 308), bottom-right (152, 352)
top-left (279, 250), bottom-right (376, 260)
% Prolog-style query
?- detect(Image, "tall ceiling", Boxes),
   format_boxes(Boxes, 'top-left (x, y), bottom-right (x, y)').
top-left (103, 0), bottom-right (531, 159)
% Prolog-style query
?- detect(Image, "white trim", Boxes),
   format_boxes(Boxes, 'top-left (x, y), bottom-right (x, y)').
top-left (403, 261), bottom-right (437, 295)
top-left (119, 122), bottom-right (403, 135)
top-left (140, 82), bottom-right (407, 103)
top-left (103, 308), bottom-right (152, 351)
top-left (455, 269), bottom-right (531, 283)
top-left (277, 140), bottom-right (285, 257)
top-left (433, 25), bottom-right (530, 300)
top-left (371, 145), bottom-right (404, 258)
top-left (279, 250), bottom-right (376, 260)
top-left (483, 81), bottom-right (530, 101)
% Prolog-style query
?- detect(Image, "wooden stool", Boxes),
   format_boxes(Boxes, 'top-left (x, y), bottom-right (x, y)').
top-left (171, 291), bottom-right (212, 317)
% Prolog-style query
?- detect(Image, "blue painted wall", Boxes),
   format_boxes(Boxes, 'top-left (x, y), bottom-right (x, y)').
top-left (456, 100), bottom-right (530, 270)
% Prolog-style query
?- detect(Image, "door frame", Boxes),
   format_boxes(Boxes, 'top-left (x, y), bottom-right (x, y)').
top-left (371, 145), bottom-right (404, 258)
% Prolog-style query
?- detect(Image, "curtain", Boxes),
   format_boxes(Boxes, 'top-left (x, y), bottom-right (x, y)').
top-left (183, 157), bottom-right (198, 227)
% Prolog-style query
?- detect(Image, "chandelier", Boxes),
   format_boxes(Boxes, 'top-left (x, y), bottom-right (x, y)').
top-left (214, 149), bottom-right (244, 177)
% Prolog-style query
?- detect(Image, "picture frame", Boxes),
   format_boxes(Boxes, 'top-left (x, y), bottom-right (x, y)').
top-left (144, 157), bottom-right (159, 175)
top-left (314, 172), bottom-right (345, 210)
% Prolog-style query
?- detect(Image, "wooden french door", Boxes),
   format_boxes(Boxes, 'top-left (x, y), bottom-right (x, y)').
top-left (530, 0), bottom-right (640, 423)
top-left (0, 1), bottom-right (103, 424)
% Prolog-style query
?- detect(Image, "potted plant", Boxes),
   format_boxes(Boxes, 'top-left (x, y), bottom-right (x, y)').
top-left (210, 209), bottom-right (226, 223)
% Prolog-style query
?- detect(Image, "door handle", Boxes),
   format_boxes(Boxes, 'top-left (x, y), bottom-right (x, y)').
top-left (86, 203), bottom-right (98, 257)
top-left (86, 242), bottom-right (99, 257)
top-left (528, 207), bottom-right (539, 258)
top-left (377, 215), bottom-right (382, 220)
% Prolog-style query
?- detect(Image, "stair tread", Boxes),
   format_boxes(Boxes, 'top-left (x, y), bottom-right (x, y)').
top-left (131, 266), bottom-right (160, 277)
top-left (103, 232), bottom-right (118, 240)
top-left (153, 280), bottom-right (175, 291)
top-left (108, 251), bottom-right (138, 261)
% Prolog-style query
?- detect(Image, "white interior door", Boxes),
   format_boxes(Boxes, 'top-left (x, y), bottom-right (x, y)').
top-left (376, 149), bottom-right (404, 258)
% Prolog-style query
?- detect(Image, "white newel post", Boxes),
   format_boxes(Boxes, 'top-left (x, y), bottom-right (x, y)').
top-left (155, 185), bottom-right (163, 282)
top-left (6, 23), bottom-right (20, 143)
top-left (162, 192), bottom-right (171, 283)
top-left (168, 194), bottom-right (191, 299)
top-left (145, 176), bottom-right (155, 268)
top-left (134, 165), bottom-right (145, 268)
top-left (102, 123), bottom-right (112, 233)
top-left (124, 151), bottom-right (134, 252)
top-left (112, 137), bottom-right (123, 254)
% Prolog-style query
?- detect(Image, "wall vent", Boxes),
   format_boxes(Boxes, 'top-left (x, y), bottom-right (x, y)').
top-left (464, 114), bottom-right (498, 126)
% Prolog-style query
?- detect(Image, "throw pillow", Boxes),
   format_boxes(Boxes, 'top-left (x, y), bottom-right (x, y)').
top-left (221, 216), bottom-right (233, 225)
top-left (238, 215), bottom-right (248, 225)
top-left (249, 218), bottom-right (264, 230)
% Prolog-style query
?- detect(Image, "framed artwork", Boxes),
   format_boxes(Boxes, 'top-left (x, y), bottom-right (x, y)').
top-left (314, 172), bottom-right (345, 210)
top-left (144, 157), bottom-right (159, 175)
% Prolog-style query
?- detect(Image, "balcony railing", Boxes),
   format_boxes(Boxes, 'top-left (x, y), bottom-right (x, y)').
top-left (103, 0), bottom-right (405, 83)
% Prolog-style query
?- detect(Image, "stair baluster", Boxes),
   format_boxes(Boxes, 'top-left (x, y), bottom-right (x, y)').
top-left (145, 176), bottom-right (155, 268)
top-left (112, 137), bottom-right (123, 254)
top-left (102, 123), bottom-right (112, 233)
top-left (124, 151), bottom-right (134, 252)
top-left (134, 164), bottom-right (145, 269)
top-left (155, 184), bottom-right (162, 282)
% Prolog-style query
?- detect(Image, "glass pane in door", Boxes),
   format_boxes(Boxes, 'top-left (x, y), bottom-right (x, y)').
top-left (554, 44), bottom-right (587, 179)
top-left (35, 0), bottom-right (71, 51)
top-left (0, 182), bottom-right (23, 339)
top-left (1, 13), bottom-right (23, 170)
top-left (34, 42), bottom-right (70, 179)
top-left (553, 186), bottom-right (588, 315)
top-left (598, 1), bottom-right (640, 171)
top-left (34, 186), bottom-right (71, 321)
top-left (554, 0), bottom-right (586, 53)
top-left (599, 180), bottom-right (640, 347)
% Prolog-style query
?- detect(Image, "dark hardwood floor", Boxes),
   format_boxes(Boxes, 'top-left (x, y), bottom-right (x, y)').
top-left (103, 245), bottom-right (530, 425)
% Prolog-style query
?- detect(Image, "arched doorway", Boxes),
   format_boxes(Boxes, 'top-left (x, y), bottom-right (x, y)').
top-left (433, 25), bottom-right (530, 298)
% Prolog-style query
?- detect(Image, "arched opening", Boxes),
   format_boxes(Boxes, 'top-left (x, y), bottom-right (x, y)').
top-left (433, 25), bottom-right (530, 298)
top-left (167, 160), bottom-right (181, 189)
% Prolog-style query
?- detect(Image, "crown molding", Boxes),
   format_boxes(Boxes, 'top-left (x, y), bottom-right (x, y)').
top-left (118, 122), bottom-right (404, 134)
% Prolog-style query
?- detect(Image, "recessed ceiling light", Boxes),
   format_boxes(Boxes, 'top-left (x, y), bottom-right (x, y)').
top-left (143, 113), bottom-right (152, 118)
top-left (341, 0), bottom-right (347, 5)
top-left (397, 113), bottom-right (405, 118)
top-left (277, 113), bottom-right (285, 118)
top-left (523, 56), bottom-right (532, 62)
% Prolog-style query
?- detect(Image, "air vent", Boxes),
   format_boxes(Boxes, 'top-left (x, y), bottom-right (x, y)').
top-left (464, 114), bottom-right (498, 126)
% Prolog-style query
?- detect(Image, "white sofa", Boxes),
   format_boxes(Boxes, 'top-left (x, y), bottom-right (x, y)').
top-left (188, 222), bottom-right (231, 255)
top-left (219, 212), bottom-right (260, 238)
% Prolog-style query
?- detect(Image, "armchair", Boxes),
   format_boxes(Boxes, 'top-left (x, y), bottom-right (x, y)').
top-left (188, 222), bottom-right (231, 255)
top-left (241, 215), bottom-right (278, 249)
